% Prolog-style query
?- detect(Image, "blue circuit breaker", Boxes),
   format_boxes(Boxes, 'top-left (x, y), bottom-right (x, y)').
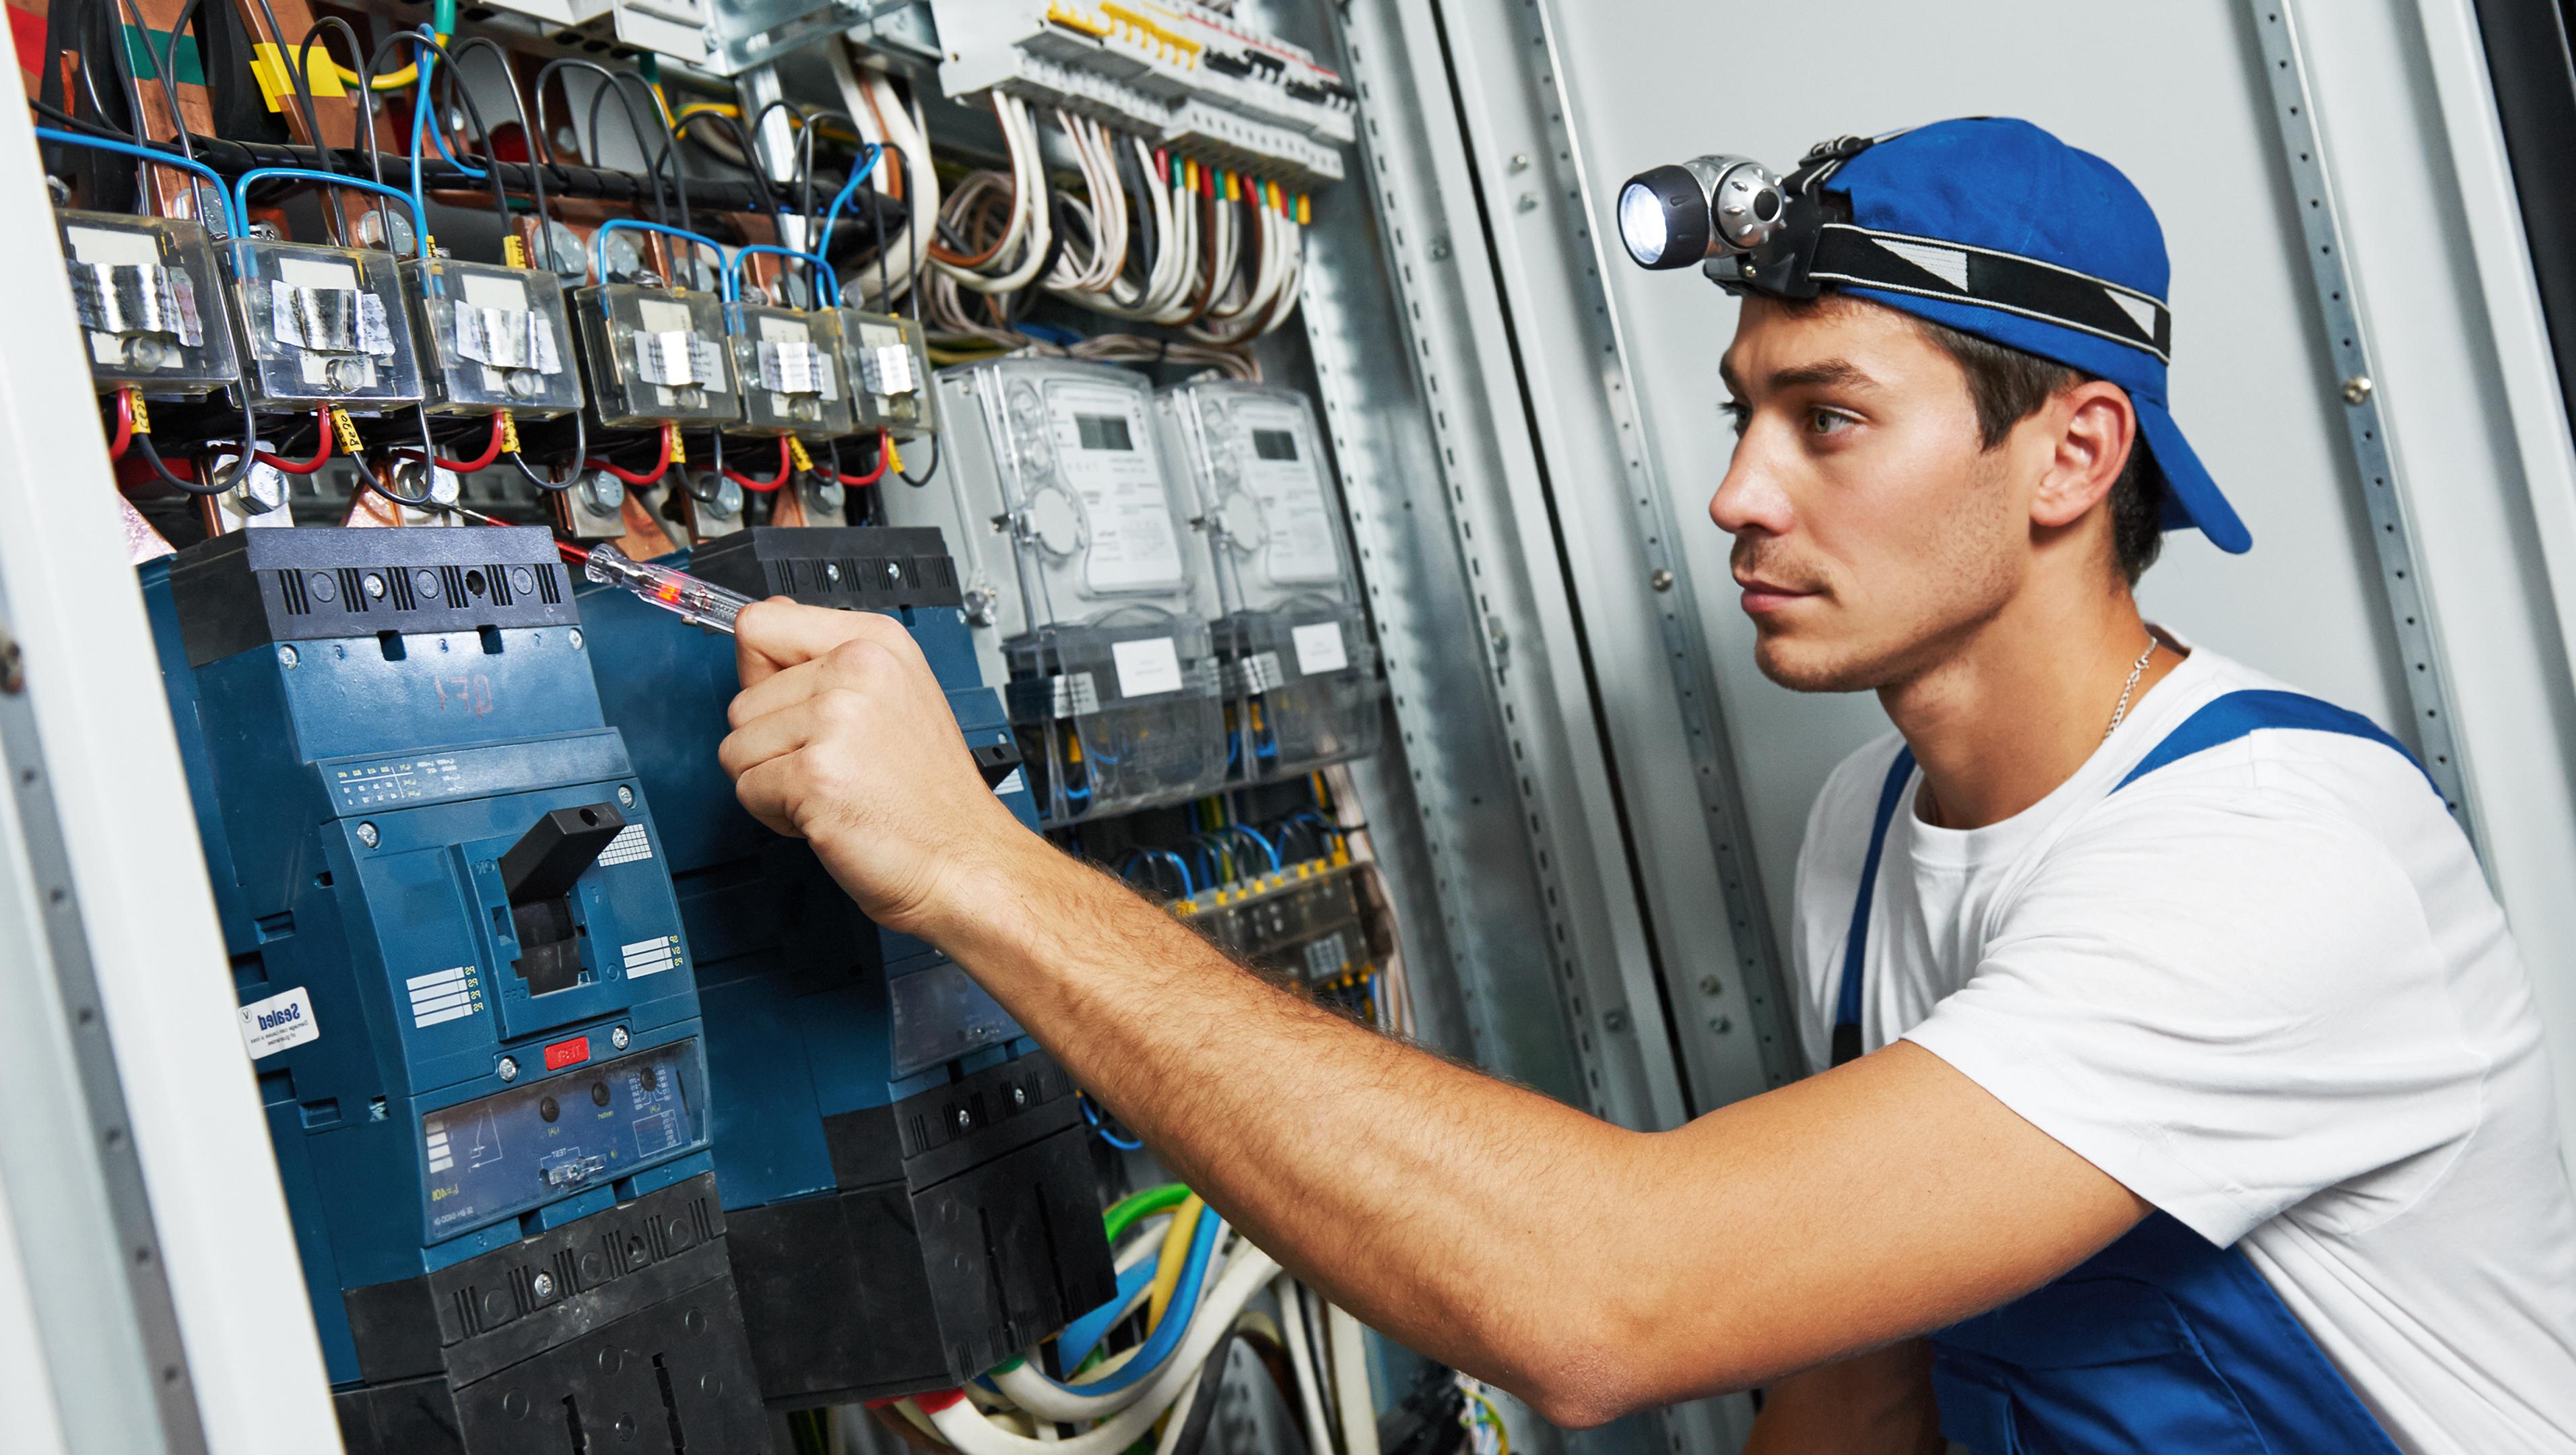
top-left (576, 527), bottom-right (1116, 1406)
top-left (141, 527), bottom-right (769, 1455)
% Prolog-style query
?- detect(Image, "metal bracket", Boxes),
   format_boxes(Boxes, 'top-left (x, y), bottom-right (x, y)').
top-left (2249, 0), bottom-right (2482, 840)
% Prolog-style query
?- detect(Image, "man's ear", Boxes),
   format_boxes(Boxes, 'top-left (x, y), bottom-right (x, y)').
top-left (2029, 381), bottom-right (2136, 530)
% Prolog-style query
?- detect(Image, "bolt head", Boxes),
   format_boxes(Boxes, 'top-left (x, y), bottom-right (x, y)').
top-left (581, 472), bottom-right (628, 513)
top-left (2342, 375), bottom-right (2374, 405)
top-left (568, 628), bottom-right (585, 651)
top-left (497, 1057), bottom-right (519, 1082)
top-left (1515, 192), bottom-right (1539, 213)
top-left (1603, 1008), bottom-right (1631, 1034)
top-left (617, 786), bottom-right (635, 808)
top-left (530, 1271), bottom-right (556, 1299)
top-left (355, 821), bottom-right (380, 848)
top-left (1010, 1085), bottom-right (1027, 1108)
top-left (953, 1107), bottom-right (972, 1132)
top-left (1698, 975), bottom-right (1723, 996)
top-left (1711, 1016), bottom-right (1733, 1035)
top-left (277, 645), bottom-right (300, 669)
top-left (1509, 152), bottom-right (1531, 172)
top-left (611, 1026), bottom-right (631, 1049)
top-left (1650, 568), bottom-right (1674, 592)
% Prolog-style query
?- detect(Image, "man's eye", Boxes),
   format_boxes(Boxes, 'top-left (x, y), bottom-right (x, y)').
top-left (1808, 408), bottom-right (1857, 436)
top-left (1721, 401), bottom-right (1751, 436)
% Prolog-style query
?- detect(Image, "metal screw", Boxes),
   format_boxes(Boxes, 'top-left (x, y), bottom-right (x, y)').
top-left (1698, 975), bottom-right (1723, 996)
top-left (0, 633), bottom-right (20, 695)
top-left (2342, 375), bottom-right (2373, 405)
top-left (497, 1057), bottom-right (520, 1082)
top-left (1602, 1008), bottom-right (1631, 1034)
top-left (581, 472), bottom-right (627, 514)
top-left (1710, 1016), bottom-right (1733, 1035)
top-left (1427, 236), bottom-right (1453, 261)
top-left (355, 822), bottom-right (379, 848)
top-left (362, 573), bottom-right (387, 600)
top-left (568, 628), bottom-right (585, 651)
top-left (617, 786), bottom-right (634, 808)
top-left (1010, 1085), bottom-right (1027, 1108)
top-left (1508, 152), bottom-right (1531, 172)
top-left (611, 1026), bottom-right (630, 1050)
top-left (531, 1271), bottom-right (556, 1299)
top-left (277, 645), bottom-right (300, 669)
top-left (1650, 569), bottom-right (1674, 592)
top-left (1515, 192), bottom-right (1538, 214)
top-left (953, 1107), bottom-right (972, 1132)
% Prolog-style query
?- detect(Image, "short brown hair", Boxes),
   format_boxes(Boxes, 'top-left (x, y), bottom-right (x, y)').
top-left (1781, 294), bottom-right (2168, 584)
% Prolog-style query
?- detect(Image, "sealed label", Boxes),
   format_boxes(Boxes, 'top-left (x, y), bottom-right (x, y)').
top-left (861, 340), bottom-right (917, 396)
top-left (1047, 381), bottom-right (1185, 595)
top-left (1292, 620), bottom-right (1349, 676)
top-left (1112, 635), bottom-right (1185, 698)
top-left (238, 985), bottom-right (319, 1058)
top-left (635, 329), bottom-right (700, 385)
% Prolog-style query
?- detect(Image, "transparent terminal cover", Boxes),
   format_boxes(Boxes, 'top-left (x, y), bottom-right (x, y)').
top-left (1160, 381), bottom-right (1383, 781)
top-left (57, 210), bottom-right (239, 395)
top-left (727, 304), bottom-right (853, 437)
top-left (570, 282), bottom-right (741, 428)
top-left (837, 309), bottom-right (939, 439)
top-left (405, 257), bottom-right (583, 418)
top-left (222, 238), bottom-right (422, 409)
top-left (878, 359), bottom-right (1228, 822)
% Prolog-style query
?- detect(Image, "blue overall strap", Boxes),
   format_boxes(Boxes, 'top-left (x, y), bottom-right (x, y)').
top-left (1830, 746), bottom-right (1915, 1067)
top-left (1922, 685), bottom-right (2419, 1455)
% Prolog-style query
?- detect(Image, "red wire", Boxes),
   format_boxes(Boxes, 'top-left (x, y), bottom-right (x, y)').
top-left (556, 539), bottom-right (592, 564)
top-left (106, 389), bottom-right (134, 461)
top-left (255, 409), bottom-right (335, 476)
top-left (836, 430), bottom-right (891, 488)
top-left (723, 434), bottom-right (793, 492)
top-left (584, 424), bottom-right (673, 486)
top-left (399, 412), bottom-right (508, 474)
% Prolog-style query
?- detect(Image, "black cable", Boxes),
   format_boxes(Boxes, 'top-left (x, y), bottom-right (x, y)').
top-left (114, 0), bottom-right (192, 164)
top-left (507, 408), bottom-right (584, 490)
top-left (296, 18), bottom-right (376, 188)
top-left (674, 110), bottom-right (783, 228)
top-left (447, 36), bottom-right (553, 239)
top-left (609, 70), bottom-right (689, 236)
top-left (533, 59), bottom-right (667, 231)
top-left (242, 0), bottom-right (338, 243)
top-left (1167, 1328), bottom-right (1239, 1455)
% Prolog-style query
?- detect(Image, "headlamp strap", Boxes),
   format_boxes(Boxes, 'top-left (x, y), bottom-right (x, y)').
top-left (1785, 135), bottom-right (1880, 199)
top-left (1807, 224), bottom-right (2173, 363)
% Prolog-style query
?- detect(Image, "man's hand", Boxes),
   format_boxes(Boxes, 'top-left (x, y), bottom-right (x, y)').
top-left (719, 598), bottom-right (1036, 939)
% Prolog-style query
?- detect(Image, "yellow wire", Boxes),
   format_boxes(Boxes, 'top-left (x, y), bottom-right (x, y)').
top-left (322, 34), bottom-right (446, 92)
top-left (1468, 1390), bottom-right (1512, 1455)
top-left (673, 100), bottom-right (863, 146)
top-left (1145, 1194), bottom-right (1204, 1328)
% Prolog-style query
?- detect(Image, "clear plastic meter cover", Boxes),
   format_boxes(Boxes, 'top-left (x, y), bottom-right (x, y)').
top-left (405, 257), bottom-right (583, 418)
top-left (224, 238), bottom-right (423, 408)
top-left (918, 358), bottom-right (1230, 823)
top-left (1162, 381), bottom-right (1383, 781)
top-left (570, 282), bottom-right (742, 428)
top-left (57, 211), bottom-right (240, 395)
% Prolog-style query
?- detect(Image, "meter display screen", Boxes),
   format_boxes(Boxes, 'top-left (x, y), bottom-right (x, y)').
top-left (1076, 414), bottom-right (1135, 451)
top-left (421, 1041), bottom-right (698, 1236)
top-left (1046, 381), bottom-right (1184, 595)
top-left (1228, 397), bottom-right (1341, 587)
top-left (1252, 428), bottom-right (1299, 461)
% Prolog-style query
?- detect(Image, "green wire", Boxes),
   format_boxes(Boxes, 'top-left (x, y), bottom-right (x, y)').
top-left (1103, 1183), bottom-right (1191, 1242)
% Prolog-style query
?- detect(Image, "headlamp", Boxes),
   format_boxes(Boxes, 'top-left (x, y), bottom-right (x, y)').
top-left (1615, 136), bottom-right (1886, 297)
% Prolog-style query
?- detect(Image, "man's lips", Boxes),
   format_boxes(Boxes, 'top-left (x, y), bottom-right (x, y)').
top-left (1735, 576), bottom-right (1820, 614)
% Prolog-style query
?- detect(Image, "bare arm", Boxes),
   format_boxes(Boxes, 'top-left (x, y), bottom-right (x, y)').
top-left (1744, 1344), bottom-right (1945, 1455)
top-left (719, 602), bottom-right (2149, 1428)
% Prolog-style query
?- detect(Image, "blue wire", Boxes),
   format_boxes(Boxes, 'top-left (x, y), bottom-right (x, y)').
top-left (1080, 1095), bottom-right (1146, 1152)
top-left (36, 129), bottom-right (242, 234)
top-left (1154, 849), bottom-right (1197, 897)
top-left (1057, 1254), bottom-right (1159, 1369)
top-left (232, 169), bottom-right (428, 258)
top-left (723, 244), bottom-right (840, 306)
top-left (593, 218), bottom-right (728, 288)
top-left (1229, 825), bottom-right (1284, 873)
top-left (813, 143), bottom-right (882, 260)
top-left (1034, 1196), bottom-right (1218, 1395)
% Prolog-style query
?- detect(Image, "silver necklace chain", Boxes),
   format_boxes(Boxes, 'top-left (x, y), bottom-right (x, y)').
top-left (2105, 637), bottom-right (2158, 740)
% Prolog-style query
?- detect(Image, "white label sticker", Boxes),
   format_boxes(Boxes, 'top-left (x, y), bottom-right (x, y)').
top-left (991, 767), bottom-right (1025, 798)
top-left (597, 822), bottom-right (653, 866)
top-left (1112, 636), bottom-right (1185, 698)
top-left (1291, 621), bottom-right (1349, 676)
top-left (622, 936), bottom-right (679, 979)
top-left (405, 964), bottom-right (481, 1028)
top-left (1047, 381), bottom-right (1185, 595)
top-left (238, 985), bottom-right (320, 1059)
top-left (1227, 397), bottom-right (1342, 587)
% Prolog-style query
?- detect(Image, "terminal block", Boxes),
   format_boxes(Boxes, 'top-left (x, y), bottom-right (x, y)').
top-left (1172, 858), bottom-right (1393, 997)
top-left (222, 237), bottom-right (422, 410)
top-left (56, 210), bottom-right (239, 396)
top-left (577, 527), bottom-right (1115, 1407)
top-left (838, 309), bottom-right (939, 440)
top-left (571, 282), bottom-right (742, 428)
top-left (141, 527), bottom-right (766, 1454)
top-left (1162, 380), bottom-right (1383, 781)
top-left (728, 302), bottom-right (853, 437)
top-left (405, 257), bottom-right (584, 418)
top-left (878, 359), bottom-right (1230, 822)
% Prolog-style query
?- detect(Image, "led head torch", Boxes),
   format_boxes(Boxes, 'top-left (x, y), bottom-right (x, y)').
top-left (1615, 136), bottom-right (1876, 298)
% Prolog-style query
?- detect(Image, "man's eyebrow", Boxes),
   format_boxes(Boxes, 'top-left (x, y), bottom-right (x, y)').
top-left (1718, 356), bottom-right (1744, 395)
top-left (1769, 359), bottom-right (1876, 392)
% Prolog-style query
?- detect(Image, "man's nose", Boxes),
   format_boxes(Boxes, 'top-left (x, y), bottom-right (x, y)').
top-left (1711, 434), bottom-right (1793, 540)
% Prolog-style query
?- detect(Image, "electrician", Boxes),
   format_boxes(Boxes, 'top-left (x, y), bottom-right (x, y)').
top-left (715, 119), bottom-right (2576, 1452)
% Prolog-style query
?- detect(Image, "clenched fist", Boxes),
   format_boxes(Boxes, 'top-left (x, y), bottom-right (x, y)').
top-left (719, 597), bottom-right (1038, 940)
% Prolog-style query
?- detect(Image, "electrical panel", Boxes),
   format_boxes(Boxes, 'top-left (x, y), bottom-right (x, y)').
top-left (839, 308), bottom-right (939, 440)
top-left (572, 282), bottom-right (744, 428)
top-left (878, 358), bottom-right (1231, 822)
top-left (1162, 379), bottom-right (1383, 781)
top-left (727, 300), bottom-right (853, 437)
top-left (224, 238), bottom-right (423, 410)
top-left (1173, 857), bottom-right (1393, 992)
top-left (139, 527), bottom-right (767, 1453)
top-left (930, 0), bottom-right (1357, 186)
top-left (58, 211), bottom-right (238, 396)
top-left (576, 526), bottom-right (1116, 1406)
top-left (405, 257), bottom-right (585, 418)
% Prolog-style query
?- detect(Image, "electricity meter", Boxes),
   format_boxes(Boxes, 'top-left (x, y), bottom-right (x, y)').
top-left (837, 309), bottom-right (939, 439)
top-left (1161, 381), bottom-right (1383, 779)
top-left (570, 282), bottom-right (741, 428)
top-left (876, 359), bottom-right (1228, 822)
top-left (727, 301), bottom-right (853, 437)
top-left (403, 257), bottom-right (583, 418)
top-left (56, 211), bottom-right (238, 395)
top-left (222, 238), bottom-right (422, 410)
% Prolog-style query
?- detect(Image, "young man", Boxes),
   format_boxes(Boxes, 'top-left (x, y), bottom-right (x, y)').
top-left (715, 120), bottom-right (2576, 1452)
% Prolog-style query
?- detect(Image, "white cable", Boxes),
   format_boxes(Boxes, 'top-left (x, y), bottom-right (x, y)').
top-left (1274, 1275), bottom-right (1340, 1455)
top-left (1327, 1303), bottom-right (1382, 1455)
top-left (923, 1242), bottom-right (1283, 1455)
top-left (1116, 1218), bottom-right (1170, 1273)
top-left (1151, 1367), bottom-right (1207, 1455)
top-left (993, 1227), bottom-right (1230, 1422)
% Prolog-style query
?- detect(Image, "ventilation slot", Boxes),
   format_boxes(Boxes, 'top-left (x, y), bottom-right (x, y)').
top-left (535, 565), bottom-right (562, 604)
top-left (440, 564), bottom-right (469, 603)
top-left (924, 556), bottom-right (958, 591)
top-left (336, 568), bottom-right (368, 612)
top-left (485, 564), bottom-right (515, 605)
top-left (277, 570), bottom-right (311, 615)
top-left (387, 569), bottom-right (418, 612)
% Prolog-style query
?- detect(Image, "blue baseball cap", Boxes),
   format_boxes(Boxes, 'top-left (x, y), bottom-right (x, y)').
top-left (1816, 118), bottom-right (2249, 554)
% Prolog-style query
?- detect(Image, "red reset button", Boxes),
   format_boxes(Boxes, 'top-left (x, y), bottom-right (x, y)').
top-left (543, 1035), bottom-right (590, 1072)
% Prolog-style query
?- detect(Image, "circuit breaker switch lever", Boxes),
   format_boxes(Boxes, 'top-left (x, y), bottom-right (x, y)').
top-left (500, 802), bottom-right (627, 904)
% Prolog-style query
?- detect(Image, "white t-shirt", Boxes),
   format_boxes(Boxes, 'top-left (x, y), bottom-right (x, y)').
top-left (1791, 642), bottom-right (2576, 1455)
